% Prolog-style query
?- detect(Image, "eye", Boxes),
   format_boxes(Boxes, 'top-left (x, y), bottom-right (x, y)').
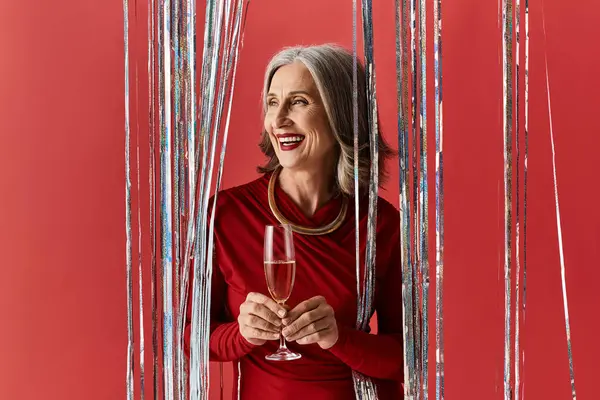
top-left (267, 99), bottom-right (279, 107)
top-left (291, 98), bottom-right (308, 106)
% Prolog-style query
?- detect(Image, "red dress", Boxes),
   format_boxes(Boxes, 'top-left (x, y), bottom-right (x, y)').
top-left (185, 173), bottom-right (404, 399)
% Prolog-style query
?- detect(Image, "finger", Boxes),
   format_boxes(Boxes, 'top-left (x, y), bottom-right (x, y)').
top-left (247, 292), bottom-right (287, 318)
top-left (283, 296), bottom-right (326, 325)
top-left (240, 313), bottom-right (280, 333)
top-left (295, 327), bottom-right (332, 345)
top-left (284, 317), bottom-right (330, 342)
top-left (282, 309), bottom-right (327, 338)
top-left (240, 302), bottom-right (282, 329)
top-left (241, 326), bottom-right (280, 342)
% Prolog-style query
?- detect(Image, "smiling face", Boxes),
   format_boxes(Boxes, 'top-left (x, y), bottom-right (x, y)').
top-left (263, 61), bottom-right (337, 173)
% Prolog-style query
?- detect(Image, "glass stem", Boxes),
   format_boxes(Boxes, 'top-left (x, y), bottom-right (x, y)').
top-left (280, 333), bottom-right (287, 350)
top-left (279, 300), bottom-right (287, 350)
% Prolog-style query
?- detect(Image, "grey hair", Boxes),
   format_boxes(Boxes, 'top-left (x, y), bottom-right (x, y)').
top-left (257, 44), bottom-right (396, 196)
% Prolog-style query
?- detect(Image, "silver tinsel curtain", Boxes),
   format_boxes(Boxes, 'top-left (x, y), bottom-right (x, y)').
top-left (122, 0), bottom-right (577, 399)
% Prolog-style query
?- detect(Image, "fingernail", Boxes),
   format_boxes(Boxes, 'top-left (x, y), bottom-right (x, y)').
top-left (282, 318), bottom-right (290, 325)
top-left (278, 310), bottom-right (286, 317)
top-left (274, 319), bottom-right (281, 327)
top-left (282, 328), bottom-right (289, 336)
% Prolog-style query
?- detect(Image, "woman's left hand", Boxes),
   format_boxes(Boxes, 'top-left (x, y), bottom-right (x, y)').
top-left (281, 295), bottom-right (339, 350)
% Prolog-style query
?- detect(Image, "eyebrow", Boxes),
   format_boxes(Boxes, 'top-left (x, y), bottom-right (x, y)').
top-left (266, 90), bottom-right (312, 97)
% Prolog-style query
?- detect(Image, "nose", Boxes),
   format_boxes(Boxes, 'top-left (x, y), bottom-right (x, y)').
top-left (272, 105), bottom-right (292, 130)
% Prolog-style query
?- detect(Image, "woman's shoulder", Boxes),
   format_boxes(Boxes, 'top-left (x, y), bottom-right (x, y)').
top-left (370, 195), bottom-right (399, 221)
top-left (375, 195), bottom-right (400, 236)
top-left (376, 195), bottom-right (399, 215)
top-left (355, 192), bottom-right (399, 227)
top-left (210, 173), bottom-right (270, 210)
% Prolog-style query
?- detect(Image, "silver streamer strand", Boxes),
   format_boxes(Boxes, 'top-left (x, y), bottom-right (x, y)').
top-left (501, 0), bottom-right (513, 398)
top-left (410, 0), bottom-right (422, 395)
top-left (134, 0), bottom-right (146, 397)
top-left (158, 3), bottom-right (166, 393)
top-left (418, 0), bottom-right (429, 397)
top-left (137, 95), bottom-right (147, 397)
top-left (352, 1), bottom-right (379, 399)
top-left (396, 0), bottom-right (417, 397)
top-left (177, 0), bottom-right (197, 395)
top-left (185, 0), bottom-right (196, 240)
top-left (175, 0), bottom-right (185, 396)
top-left (521, 1), bottom-right (529, 397)
top-left (158, 0), bottom-right (174, 400)
top-left (123, 0), bottom-right (134, 398)
top-left (433, 0), bottom-right (444, 398)
top-left (176, 0), bottom-right (193, 397)
top-left (171, 0), bottom-right (182, 396)
top-left (147, 0), bottom-right (159, 397)
top-left (542, 4), bottom-right (576, 398)
top-left (159, 0), bottom-right (175, 398)
top-left (352, 0), bottom-right (361, 374)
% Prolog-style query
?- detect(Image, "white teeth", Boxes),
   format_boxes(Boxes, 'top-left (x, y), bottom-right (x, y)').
top-left (279, 136), bottom-right (304, 144)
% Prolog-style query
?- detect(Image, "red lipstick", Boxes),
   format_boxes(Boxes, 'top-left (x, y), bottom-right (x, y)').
top-left (276, 133), bottom-right (305, 151)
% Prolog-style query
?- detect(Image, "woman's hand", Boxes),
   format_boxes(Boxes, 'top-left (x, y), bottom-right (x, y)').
top-left (238, 292), bottom-right (287, 346)
top-left (281, 295), bottom-right (339, 349)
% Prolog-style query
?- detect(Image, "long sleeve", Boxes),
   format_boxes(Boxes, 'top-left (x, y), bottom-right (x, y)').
top-left (327, 228), bottom-right (404, 381)
top-left (183, 197), bottom-right (258, 363)
top-left (206, 261), bottom-right (258, 361)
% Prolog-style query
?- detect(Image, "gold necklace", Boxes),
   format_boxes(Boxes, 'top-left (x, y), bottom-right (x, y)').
top-left (268, 168), bottom-right (348, 236)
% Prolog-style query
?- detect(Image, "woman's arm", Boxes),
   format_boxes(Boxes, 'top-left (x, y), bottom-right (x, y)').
top-left (183, 251), bottom-right (259, 362)
top-left (326, 229), bottom-right (404, 381)
top-left (183, 199), bottom-right (259, 363)
top-left (208, 265), bottom-right (259, 361)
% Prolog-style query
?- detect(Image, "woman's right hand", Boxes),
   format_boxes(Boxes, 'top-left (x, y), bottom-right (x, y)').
top-left (238, 292), bottom-right (287, 346)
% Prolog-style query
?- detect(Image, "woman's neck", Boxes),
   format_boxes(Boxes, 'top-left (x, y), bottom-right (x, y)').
top-left (278, 167), bottom-right (335, 217)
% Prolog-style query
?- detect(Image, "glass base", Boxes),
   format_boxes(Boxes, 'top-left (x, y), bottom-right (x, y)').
top-left (265, 347), bottom-right (302, 361)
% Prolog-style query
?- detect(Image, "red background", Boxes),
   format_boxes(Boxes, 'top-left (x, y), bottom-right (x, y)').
top-left (1, 0), bottom-right (598, 399)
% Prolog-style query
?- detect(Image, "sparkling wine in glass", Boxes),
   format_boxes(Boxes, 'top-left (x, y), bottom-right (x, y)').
top-left (264, 224), bottom-right (301, 361)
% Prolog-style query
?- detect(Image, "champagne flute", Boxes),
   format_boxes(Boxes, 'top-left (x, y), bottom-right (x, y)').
top-left (263, 224), bottom-right (302, 361)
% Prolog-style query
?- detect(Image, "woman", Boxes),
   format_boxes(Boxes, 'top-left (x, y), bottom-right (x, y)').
top-left (186, 44), bottom-right (403, 399)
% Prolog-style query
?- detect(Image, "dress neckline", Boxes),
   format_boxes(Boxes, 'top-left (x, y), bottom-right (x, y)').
top-left (264, 172), bottom-right (345, 229)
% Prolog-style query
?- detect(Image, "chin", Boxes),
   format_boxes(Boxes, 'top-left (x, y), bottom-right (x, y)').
top-left (274, 148), bottom-right (301, 168)
top-left (273, 151), bottom-right (302, 168)
top-left (277, 157), bottom-right (302, 170)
